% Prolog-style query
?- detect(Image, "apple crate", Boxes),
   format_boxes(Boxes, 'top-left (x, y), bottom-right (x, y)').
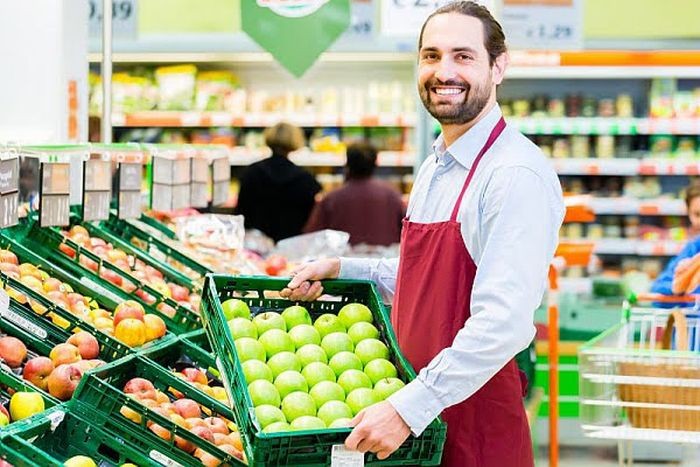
top-left (0, 367), bottom-right (58, 435)
top-left (98, 213), bottom-right (212, 283)
top-left (200, 274), bottom-right (446, 466)
top-left (2, 217), bottom-right (201, 335)
top-left (73, 354), bottom-right (249, 466)
top-left (0, 404), bottom-right (158, 466)
top-left (0, 234), bottom-right (177, 353)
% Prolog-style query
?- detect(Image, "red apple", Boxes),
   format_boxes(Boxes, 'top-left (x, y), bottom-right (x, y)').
top-left (169, 284), bottom-right (190, 302)
top-left (181, 368), bottom-right (208, 385)
top-left (173, 399), bottom-right (201, 419)
top-left (114, 301), bottom-right (145, 326)
top-left (47, 364), bottom-right (83, 400)
top-left (79, 255), bottom-right (99, 272)
top-left (23, 356), bottom-right (55, 390)
top-left (69, 225), bottom-right (89, 238)
top-left (144, 314), bottom-right (167, 341)
top-left (175, 435), bottom-right (196, 454)
top-left (49, 343), bottom-right (81, 367)
top-left (0, 262), bottom-right (20, 279)
top-left (90, 237), bottom-right (107, 248)
top-left (145, 265), bottom-right (163, 280)
top-left (190, 425), bottom-right (215, 443)
top-left (203, 417), bottom-right (229, 435)
top-left (0, 249), bottom-right (18, 264)
top-left (123, 377), bottom-right (157, 400)
top-left (0, 336), bottom-right (27, 368)
top-left (67, 331), bottom-right (100, 359)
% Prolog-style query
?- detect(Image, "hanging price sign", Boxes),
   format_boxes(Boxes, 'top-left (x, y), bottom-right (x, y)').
top-left (88, 0), bottom-right (138, 39)
top-left (190, 158), bottom-right (209, 208)
top-left (0, 157), bottom-right (19, 228)
top-left (82, 159), bottom-right (112, 221)
top-left (151, 156), bottom-right (191, 212)
top-left (501, 0), bottom-right (583, 50)
top-left (211, 157), bottom-right (231, 207)
top-left (117, 162), bottom-right (142, 219)
top-left (39, 163), bottom-right (71, 227)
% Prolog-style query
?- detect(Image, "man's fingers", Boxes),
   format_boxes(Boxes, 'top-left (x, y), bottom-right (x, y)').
top-left (344, 412), bottom-right (367, 450)
top-left (349, 410), bottom-right (364, 427)
top-left (376, 449), bottom-right (393, 460)
top-left (287, 269), bottom-right (312, 289)
top-left (306, 281), bottom-right (323, 301)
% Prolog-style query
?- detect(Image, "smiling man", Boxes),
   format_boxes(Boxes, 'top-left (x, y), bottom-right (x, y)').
top-left (280, 2), bottom-right (565, 465)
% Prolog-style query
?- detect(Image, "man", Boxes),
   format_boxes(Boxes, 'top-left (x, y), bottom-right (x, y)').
top-left (304, 142), bottom-right (405, 246)
top-left (281, 2), bottom-right (564, 465)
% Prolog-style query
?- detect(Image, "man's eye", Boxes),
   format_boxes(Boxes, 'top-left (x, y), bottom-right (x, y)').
top-left (457, 54), bottom-right (473, 61)
top-left (422, 53), bottom-right (438, 61)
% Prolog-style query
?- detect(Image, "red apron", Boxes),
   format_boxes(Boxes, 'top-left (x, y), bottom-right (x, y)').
top-left (391, 117), bottom-right (533, 467)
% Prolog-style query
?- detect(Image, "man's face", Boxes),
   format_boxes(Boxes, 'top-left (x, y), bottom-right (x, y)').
top-left (418, 13), bottom-right (503, 125)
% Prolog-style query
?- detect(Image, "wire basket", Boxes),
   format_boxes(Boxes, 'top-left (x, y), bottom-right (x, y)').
top-left (579, 297), bottom-right (700, 442)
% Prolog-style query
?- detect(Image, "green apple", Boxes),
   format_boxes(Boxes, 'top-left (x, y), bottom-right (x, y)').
top-left (267, 352), bottom-right (302, 378)
top-left (347, 322), bottom-right (380, 346)
top-left (301, 362), bottom-right (336, 388)
top-left (263, 421), bottom-right (291, 433)
top-left (255, 405), bottom-right (287, 428)
top-left (296, 344), bottom-right (328, 366)
top-left (235, 337), bottom-right (266, 362)
top-left (337, 369), bottom-right (372, 395)
top-left (0, 411), bottom-right (8, 427)
top-left (228, 317), bottom-right (257, 340)
top-left (248, 380), bottom-right (281, 407)
top-left (338, 303), bottom-right (373, 329)
top-left (258, 329), bottom-right (295, 358)
top-left (317, 400), bottom-right (353, 427)
top-left (222, 299), bottom-right (251, 320)
top-left (281, 305), bottom-right (312, 329)
top-left (254, 312), bottom-right (287, 335)
top-left (313, 314), bottom-right (346, 338)
top-left (374, 378), bottom-right (405, 400)
top-left (274, 370), bottom-right (308, 399)
top-left (321, 332), bottom-right (354, 358)
top-left (354, 338), bottom-right (389, 366)
top-left (329, 418), bottom-right (353, 428)
top-left (309, 381), bottom-right (345, 408)
top-left (329, 351), bottom-right (363, 376)
top-left (346, 388), bottom-right (379, 416)
top-left (242, 360), bottom-right (273, 383)
top-left (290, 415), bottom-right (326, 431)
top-left (288, 324), bottom-right (321, 349)
top-left (281, 391), bottom-right (317, 422)
top-left (363, 359), bottom-right (397, 385)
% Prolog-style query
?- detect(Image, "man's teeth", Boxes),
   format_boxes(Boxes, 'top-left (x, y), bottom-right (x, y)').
top-left (434, 88), bottom-right (463, 95)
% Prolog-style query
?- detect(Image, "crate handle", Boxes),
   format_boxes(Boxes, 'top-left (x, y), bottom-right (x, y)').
top-left (662, 311), bottom-right (689, 351)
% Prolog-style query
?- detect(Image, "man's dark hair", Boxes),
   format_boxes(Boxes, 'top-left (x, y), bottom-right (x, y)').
top-left (418, 1), bottom-right (507, 66)
top-left (346, 143), bottom-right (377, 180)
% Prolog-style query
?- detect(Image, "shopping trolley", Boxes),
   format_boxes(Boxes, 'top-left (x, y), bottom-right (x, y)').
top-left (579, 293), bottom-right (700, 465)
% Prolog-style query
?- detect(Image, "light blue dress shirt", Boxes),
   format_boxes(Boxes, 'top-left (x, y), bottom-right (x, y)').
top-left (339, 104), bottom-right (565, 436)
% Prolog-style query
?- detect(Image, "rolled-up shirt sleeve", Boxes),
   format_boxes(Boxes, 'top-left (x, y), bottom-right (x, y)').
top-left (388, 166), bottom-right (564, 436)
top-left (339, 257), bottom-right (399, 303)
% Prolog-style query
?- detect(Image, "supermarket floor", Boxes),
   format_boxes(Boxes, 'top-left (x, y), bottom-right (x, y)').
top-left (535, 446), bottom-right (700, 466)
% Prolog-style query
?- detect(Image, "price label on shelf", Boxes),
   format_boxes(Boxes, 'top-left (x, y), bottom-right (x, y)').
top-left (88, 0), bottom-right (138, 39)
top-left (82, 160), bottom-right (112, 221)
top-left (0, 157), bottom-right (19, 228)
top-left (39, 163), bottom-right (71, 227)
top-left (331, 445), bottom-right (364, 467)
top-left (501, 0), bottom-right (583, 51)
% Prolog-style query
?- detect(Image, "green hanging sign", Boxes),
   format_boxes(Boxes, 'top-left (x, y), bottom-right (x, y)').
top-left (242, 0), bottom-right (351, 77)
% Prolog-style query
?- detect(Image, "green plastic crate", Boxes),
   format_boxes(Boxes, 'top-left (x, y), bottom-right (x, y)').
top-left (0, 404), bottom-right (159, 466)
top-left (0, 234), bottom-right (174, 353)
top-left (200, 274), bottom-right (446, 466)
top-left (73, 354), bottom-right (247, 466)
top-left (140, 213), bottom-right (178, 240)
top-left (2, 217), bottom-right (201, 335)
top-left (0, 368), bottom-right (57, 434)
top-left (100, 212), bottom-right (212, 282)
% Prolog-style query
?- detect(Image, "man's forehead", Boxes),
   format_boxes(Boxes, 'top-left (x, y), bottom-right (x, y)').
top-left (421, 13), bottom-right (485, 50)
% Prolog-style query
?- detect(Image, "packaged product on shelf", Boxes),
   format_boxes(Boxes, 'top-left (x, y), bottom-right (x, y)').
top-left (548, 98), bottom-right (566, 117)
top-left (272, 229), bottom-right (350, 264)
top-left (566, 94), bottom-right (582, 117)
top-left (616, 135), bottom-right (634, 158)
top-left (552, 138), bottom-right (571, 158)
top-left (649, 135), bottom-right (674, 157)
top-left (155, 64), bottom-right (197, 111)
top-left (616, 94), bottom-right (635, 118)
top-left (570, 135), bottom-right (590, 158)
top-left (88, 72), bottom-right (102, 116)
top-left (195, 70), bottom-right (238, 111)
top-left (595, 135), bottom-right (616, 158)
top-left (512, 99), bottom-right (530, 117)
top-left (112, 73), bottom-right (157, 113)
top-left (675, 136), bottom-right (697, 158)
top-left (597, 98), bottom-right (616, 118)
top-left (531, 95), bottom-right (548, 117)
top-left (581, 97), bottom-right (597, 117)
top-left (673, 90), bottom-right (697, 118)
top-left (588, 223), bottom-right (604, 239)
top-left (649, 78), bottom-right (676, 118)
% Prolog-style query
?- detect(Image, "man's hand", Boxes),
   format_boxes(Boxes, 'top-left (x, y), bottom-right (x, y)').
top-left (279, 258), bottom-right (341, 301)
top-left (344, 401), bottom-right (411, 460)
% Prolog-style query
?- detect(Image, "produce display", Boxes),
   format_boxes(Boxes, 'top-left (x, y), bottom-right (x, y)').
top-left (223, 299), bottom-right (405, 432)
top-left (0, 249), bottom-right (167, 348)
top-left (58, 225), bottom-right (201, 312)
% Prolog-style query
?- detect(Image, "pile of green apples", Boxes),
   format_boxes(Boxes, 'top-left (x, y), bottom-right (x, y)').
top-left (222, 299), bottom-right (406, 433)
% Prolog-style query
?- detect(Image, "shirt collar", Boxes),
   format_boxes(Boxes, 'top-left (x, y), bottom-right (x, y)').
top-left (432, 104), bottom-right (503, 168)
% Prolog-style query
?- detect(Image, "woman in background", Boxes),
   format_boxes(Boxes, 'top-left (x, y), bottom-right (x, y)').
top-left (235, 122), bottom-right (321, 242)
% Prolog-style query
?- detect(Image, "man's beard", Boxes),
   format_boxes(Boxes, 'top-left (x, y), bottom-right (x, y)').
top-left (419, 77), bottom-right (491, 125)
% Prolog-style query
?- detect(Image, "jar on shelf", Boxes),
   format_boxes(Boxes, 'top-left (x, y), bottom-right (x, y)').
top-left (547, 98), bottom-right (566, 117)
top-left (598, 98), bottom-right (616, 118)
top-left (513, 99), bottom-right (530, 117)
top-left (595, 135), bottom-right (616, 158)
top-left (616, 94), bottom-right (634, 118)
top-left (552, 138), bottom-right (571, 158)
top-left (570, 135), bottom-right (590, 158)
top-left (624, 216), bottom-right (640, 239)
top-left (582, 97), bottom-right (597, 117)
top-left (565, 94), bottom-right (582, 117)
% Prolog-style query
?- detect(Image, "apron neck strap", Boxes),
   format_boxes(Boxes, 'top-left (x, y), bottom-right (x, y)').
top-left (449, 116), bottom-right (506, 222)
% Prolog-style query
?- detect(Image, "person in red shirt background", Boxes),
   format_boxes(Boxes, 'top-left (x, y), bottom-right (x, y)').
top-left (304, 142), bottom-right (405, 245)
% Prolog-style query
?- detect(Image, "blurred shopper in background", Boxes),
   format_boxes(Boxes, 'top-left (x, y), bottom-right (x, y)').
top-left (235, 122), bottom-right (321, 242)
top-left (304, 142), bottom-right (405, 245)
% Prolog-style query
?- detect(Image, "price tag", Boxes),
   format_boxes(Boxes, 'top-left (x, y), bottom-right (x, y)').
top-left (151, 184), bottom-right (172, 212)
top-left (331, 445), bottom-right (364, 467)
top-left (88, 0), bottom-right (138, 39)
top-left (0, 158), bottom-right (19, 228)
top-left (0, 303), bottom-right (49, 339)
top-left (0, 288), bottom-right (9, 315)
top-left (47, 410), bottom-right (65, 431)
top-left (152, 157), bottom-right (174, 184)
top-left (212, 182), bottom-right (230, 206)
top-left (79, 277), bottom-right (123, 305)
top-left (149, 450), bottom-right (183, 467)
top-left (501, 0), bottom-right (583, 51)
top-left (190, 183), bottom-right (208, 208)
top-left (380, 0), bottom-right (454, 37)
top-left (344, 0), bottom-right (374, 38)
top-left (151, 156), bottom-right (191, 211)
top-left (39, 162), bottom-right (71, 227)
top-left (172, 185), bottom-right (190, 210)
top-left (119, 163), bottom-right (142, 191)
top-left (117, 163), bottom-right (142, 219)
top-left (82, 160), bottom-right (112, 221)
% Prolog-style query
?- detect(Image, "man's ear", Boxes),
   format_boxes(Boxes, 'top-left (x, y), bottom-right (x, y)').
top-left (491, 52), bottom-right (508, 85)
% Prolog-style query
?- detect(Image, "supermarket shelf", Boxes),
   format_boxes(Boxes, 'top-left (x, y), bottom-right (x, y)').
top-left (111, 111), bottom-right (417, 128)
top-left (509, 117), bottom-right (700, 135)
top-left (555, 158), bottom-right (700, 176)
top-left (562, 238), bottom-right (685, 256)
top-left (583, 425), bottom-right (700, 444)
top-left (229, 148), bottom-right (416, 168)
top-left (589, 197), bottom-right (686, 216)
top-left (505, 66), bottom-right (700, 79)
